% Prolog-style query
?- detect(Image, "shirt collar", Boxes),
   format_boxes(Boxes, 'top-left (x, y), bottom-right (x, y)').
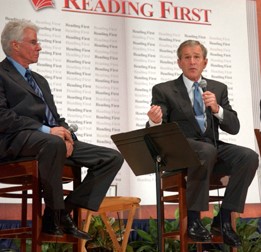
top-left (182, 74), bottom-right (202, 91)
top-left (7, 56), bottom-right (28, 79)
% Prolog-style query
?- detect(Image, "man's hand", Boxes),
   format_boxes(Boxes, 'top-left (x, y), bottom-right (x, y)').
top-left (65, 140), bottom-right (74, 157)
top-left (50, 126), bottom-right (74, 144)
top-left (202, 91), bottom-right (219, 113)
top-left (147, 105), bottom-right (162, 124)
top-left (50, 127), bottom-right (74, 157)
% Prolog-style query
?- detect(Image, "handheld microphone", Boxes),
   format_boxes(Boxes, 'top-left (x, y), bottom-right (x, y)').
top-left (199, 79), bottom-right (217, 147)
top-left (199, 79), bottom-right (207, 92)
top-left (68, 124), bottom-right (78, 133)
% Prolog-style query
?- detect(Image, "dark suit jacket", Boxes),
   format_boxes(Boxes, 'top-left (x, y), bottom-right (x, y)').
top-left (149, 74), bottom-right (240, 142)
top-left (0, 58), bottom-right (68, 159)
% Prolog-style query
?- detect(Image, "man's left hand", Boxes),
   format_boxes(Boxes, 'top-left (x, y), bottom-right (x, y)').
top-left (202, 91), bottom-right (219, 113)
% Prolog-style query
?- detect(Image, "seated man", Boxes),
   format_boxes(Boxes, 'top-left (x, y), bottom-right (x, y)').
top-left (0, 19), bottom-right (123, 239)
top-left (147, 39), bottom-right (258, 247)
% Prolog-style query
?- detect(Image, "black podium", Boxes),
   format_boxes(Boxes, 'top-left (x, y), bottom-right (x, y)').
top-left (111, 122), bottom-right (200, 251)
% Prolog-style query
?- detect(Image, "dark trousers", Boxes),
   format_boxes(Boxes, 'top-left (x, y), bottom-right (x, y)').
top-left (18, 131), bottom-right (123, 211)
top-left (186, 138), bottom-right (258, 213)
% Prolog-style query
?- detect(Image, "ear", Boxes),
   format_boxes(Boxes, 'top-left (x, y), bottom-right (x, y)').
top-left (203, 58), bottom-right (208, 68)
top-left (11, 41), bottom-right (20, 52)
top-left (177, 58), bottom-right (181, 68)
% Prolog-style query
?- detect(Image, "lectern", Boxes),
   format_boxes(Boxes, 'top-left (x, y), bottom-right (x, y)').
top-left (111, 122), bottom-right (200, 252)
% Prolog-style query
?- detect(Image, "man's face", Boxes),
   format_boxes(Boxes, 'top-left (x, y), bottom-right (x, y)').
top-left (11, 28), bottom-right (41, 68)
top-left (177, 45), bottom-right (208, 82)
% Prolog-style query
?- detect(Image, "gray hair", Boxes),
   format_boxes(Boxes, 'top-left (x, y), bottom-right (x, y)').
top-left (1, 18), bottom-right (39, 56)
top-left (177, 40), bottom-right (208, 59)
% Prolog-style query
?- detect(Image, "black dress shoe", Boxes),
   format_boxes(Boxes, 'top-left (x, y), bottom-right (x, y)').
top-left (42, 208), bottom-right (63, 237)
top-left (60, 212), bottom-right (91, 240)
top-left (211, 221), bottom-right (242, 247)
top-left (188, 219), bottom-right (212, 241)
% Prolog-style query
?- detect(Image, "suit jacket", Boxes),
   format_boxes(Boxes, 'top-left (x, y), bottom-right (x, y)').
top-left (0, 58), bottom-right (68, 159)
top-left (150, 74), bottom-right (240, 142)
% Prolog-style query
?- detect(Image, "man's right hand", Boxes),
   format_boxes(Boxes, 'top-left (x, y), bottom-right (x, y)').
top-left (65, 140), bottom-right (74, 157)
top-left (147, 105), bottom-right (163, 124)
top-left (50, 126), bottom-right (74, 144)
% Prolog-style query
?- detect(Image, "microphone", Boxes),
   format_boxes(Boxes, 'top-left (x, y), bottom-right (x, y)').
top-left (199, 79), bottom-right (208, 111)
top-left (199, 79), bottom-right (207, 92)
top-left (68, 124), bottom-right (78, 133)
top-left (199, 79), bottom-right (217, 147)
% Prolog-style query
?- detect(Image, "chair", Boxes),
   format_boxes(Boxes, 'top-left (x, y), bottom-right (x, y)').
top-left (0, 157), bottom-right (82, 252)
top-left (161, 164), bottom-right (237, 252)
top-left (81, 196), bottom-right (141, 252)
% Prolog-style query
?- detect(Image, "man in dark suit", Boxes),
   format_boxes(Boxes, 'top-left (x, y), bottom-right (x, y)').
top-left (147, 40), bottom-right (258, 247)
top-left (0, 19), bottom-right (123, 239)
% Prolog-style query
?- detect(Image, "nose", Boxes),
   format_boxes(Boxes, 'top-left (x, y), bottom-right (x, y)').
top-left (37, 44), bottom-right (42, 51)
top-left (190, 57), bottom-right (197, 64)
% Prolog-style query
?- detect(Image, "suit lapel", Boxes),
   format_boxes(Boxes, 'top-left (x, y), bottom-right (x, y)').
top-left (2, 58), bottom-right (58, 124)
top-left (172, 78), bottom-right (193, 115)
top-left (2, 58), bottom-right (39, 96)
top-left (173, 76), bottom-right (202, 133)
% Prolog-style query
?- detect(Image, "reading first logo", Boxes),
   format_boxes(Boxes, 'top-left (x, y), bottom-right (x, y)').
top-left (29, 0), bottom-right (212, 25)
top-left (30, 0), bottom-right (55, 11)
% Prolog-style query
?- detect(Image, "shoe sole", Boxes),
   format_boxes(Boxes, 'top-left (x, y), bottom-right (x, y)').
top-left (188, 234), bottom-right (212, 242)
top-left (63, 230), bottom-right (91, 240)
top-left (211, 228), bottom-right (242, 247)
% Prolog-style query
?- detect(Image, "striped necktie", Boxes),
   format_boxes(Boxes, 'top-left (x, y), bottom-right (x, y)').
top-left (193, 82), bottom-right (205, 132)
top-left (25, 69), bottom-right (57, 126)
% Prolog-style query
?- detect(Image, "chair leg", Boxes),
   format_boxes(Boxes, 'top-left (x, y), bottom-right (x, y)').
top-left (20, 190), bottom-right (28, 252)
top-left (81, 209), bottom-right (93, 252)
top-left (120, 205), bottom-right (137, 251)
top-left (31, 176), bottom-right (42, 252)
top-left (100, 212), bottom-right (122, 251)
top-left (196, 243), bottom-right (203, 251)
top-left (179, 173), bottom-right (188, 252)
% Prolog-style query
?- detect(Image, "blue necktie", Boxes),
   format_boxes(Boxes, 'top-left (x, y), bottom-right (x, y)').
top-left (25, 69), bottom-right (57, 126)
top-left (193, 82), bottom-right (205, 132)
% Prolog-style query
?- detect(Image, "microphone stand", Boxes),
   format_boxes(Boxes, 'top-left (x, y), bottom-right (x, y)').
top-left (144, 134), bottom-right (166, 252)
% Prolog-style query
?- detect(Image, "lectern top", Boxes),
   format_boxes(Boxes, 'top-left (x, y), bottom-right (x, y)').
top-left (111, 122), bottom-right (200, 176)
